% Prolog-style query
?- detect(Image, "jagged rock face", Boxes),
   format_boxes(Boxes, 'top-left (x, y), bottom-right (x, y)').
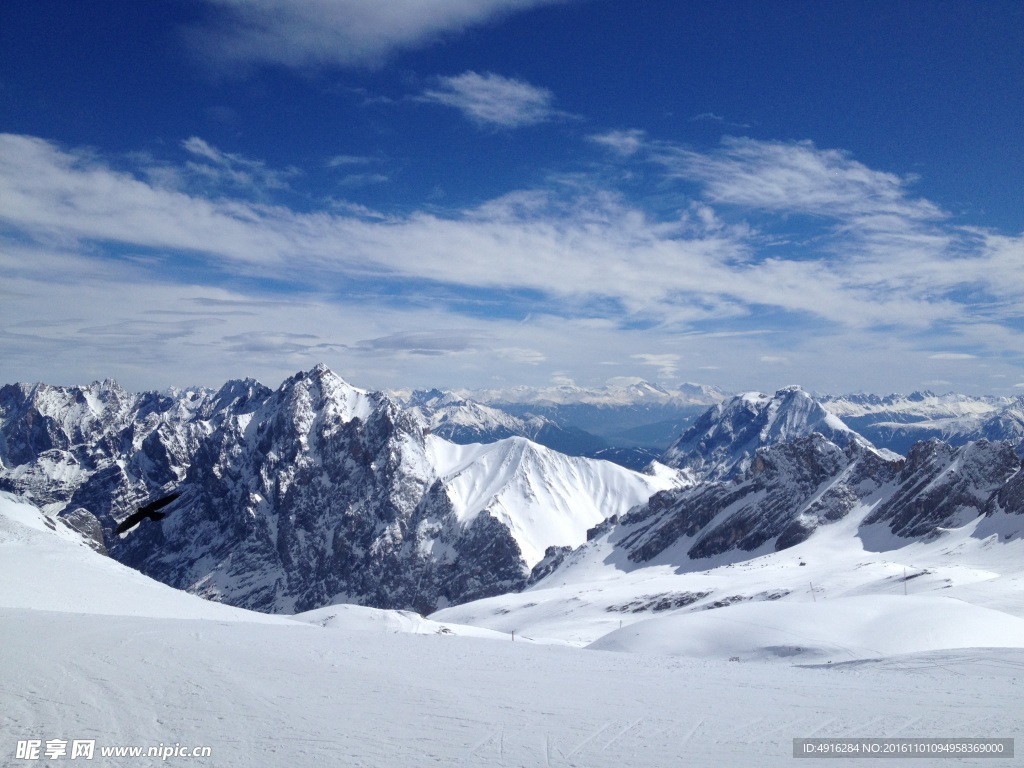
top-left (976, 463), bottom-right (1024, 540)
top-left (113, 367), bottom-right (534, 613)
top-left (0, 380), bottom-right (200, 514)
top-left (56, 507), bottom-right (108, 555)
top-left (985, 467), bottom-right (1024, 518)
top-left (661, 386), bottom-right (866, 481)
top-left (0, 380), bottom-right (132, 470)
top-left (0, 376), bottom-right (280, 527)
top-left (620, 435), bottom-right (899, 564)
top-left (1, 365), bottom-right (669, 615)
top-left (555, 434), bottom-right (1024, 582)
top-left (863, 439), bottom-right (1021, 538)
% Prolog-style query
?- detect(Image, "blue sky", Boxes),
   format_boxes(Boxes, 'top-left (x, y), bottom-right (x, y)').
top-left (1, 0), bottom-right (1022, 396)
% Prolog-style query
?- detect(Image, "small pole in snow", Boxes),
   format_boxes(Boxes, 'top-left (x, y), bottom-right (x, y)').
top-left (810, 582), bottom-right (816, 603)
top-left (511, 630), bottom-right (514, 642)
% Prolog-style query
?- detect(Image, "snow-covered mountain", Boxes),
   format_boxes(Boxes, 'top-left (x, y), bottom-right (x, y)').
top-left (458, 377), bottom-right (727, 408)
top-left (425, 436), bottom-right (684, 568)
top-left (1, 366), bottom-right (676, 614)
top-left (626, 435), bottom-right (1019, 570)
top-left (429, 392), bottom-right (1024, 644)
top-left (820, 391), bottom-right (1023, 454)
top-left (660, 385), bottom-right (891, 480)
top-left (434, 434), bottom-right (1024, 648)
top-left (402, 388), bottom-right (546, 443)
top-left (399, 388), bottom-right (609, 458)
top-left (450, 378), bottom-right (729, 455)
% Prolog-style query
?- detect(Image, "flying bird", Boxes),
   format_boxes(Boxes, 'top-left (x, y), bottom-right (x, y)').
top-left (115, 492), bottom-right (181, 535)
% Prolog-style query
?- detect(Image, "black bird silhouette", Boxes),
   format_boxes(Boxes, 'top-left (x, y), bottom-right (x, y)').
top-left (115, 492), bottom-right (181, 535)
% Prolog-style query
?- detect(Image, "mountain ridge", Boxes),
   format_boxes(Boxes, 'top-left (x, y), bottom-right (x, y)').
top-left (0, 365), bottom-right (677, 614)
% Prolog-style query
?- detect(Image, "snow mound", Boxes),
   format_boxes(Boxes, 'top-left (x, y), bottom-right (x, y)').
top-left (293, 603), bottom-right (516, 640)
top-left (588, 594), bottom-right (1024, 662)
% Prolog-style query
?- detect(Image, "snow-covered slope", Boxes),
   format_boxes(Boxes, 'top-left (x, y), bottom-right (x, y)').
top-left (425, 435), bottom-right (681, 567)
top-left (589, 594), bottom-right (1024, 662)
top-left (433, 494), bottom-right (1024, 652)
top-left (292, 603), bottom-right (518, 640)
top-left (0, 491), bottom-right (289, 622)
top-left (434, 434), bottom-right (1024, 647)
top-left (1, 491), bottom-right (528, 641)
top-left (6, 491), bottom-right (1023, 768)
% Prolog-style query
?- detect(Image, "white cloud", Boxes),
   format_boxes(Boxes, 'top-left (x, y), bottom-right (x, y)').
top-left (338, 173), bottom-right (390, 187)
top-left (631, 353), bottom-right (680, 379)
top-left (182, 136), bottom-right (225, 163)
top-left (2, 132), bottom-right (1024, 395)
top-left (0, 132), bottom-right (1012, 337)
top-left (496, 347), bottom-right (547, 364)
top-left (182, 136), bottom-right (297, 192)
top-left (422, 72), bottom-right (559, 127)
top-left (326, 154), bottom-right (377, 168)
top-left (589, 129), bottom-right (646, 156)
top-left (928, 353), bottom-right (977, 360)
top-left (190, 0), bottom-right (567, 71)
top-left (656, 137), bottom-right (943, 222)
top-left (689, 113), bottom-right (751, 129)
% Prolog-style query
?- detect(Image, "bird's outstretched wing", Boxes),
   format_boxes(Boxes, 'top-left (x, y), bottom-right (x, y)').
top-left (114, 491), bottom-right (181, 535)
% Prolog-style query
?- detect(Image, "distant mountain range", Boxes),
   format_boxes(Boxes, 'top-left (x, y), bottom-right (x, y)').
top-left (402, 383), bottom-right (1024, 464)
top-left (819, 391), bottom-right (1024, 455)
top-left (395, 379), bottom-right (727, 469)
top-left (4, 367), bottom-right (1024, 619)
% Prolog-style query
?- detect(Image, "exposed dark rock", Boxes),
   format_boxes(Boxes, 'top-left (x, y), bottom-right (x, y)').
top-left (57, 507), bottom-right (108, 555)
top-left (863, 439), bottom-right (1021, 538)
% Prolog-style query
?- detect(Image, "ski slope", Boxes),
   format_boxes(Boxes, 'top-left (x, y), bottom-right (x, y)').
top-left (433, 497), bottom-right (1024, 649)
top-left (4, 492), bottom-right (1024, 767)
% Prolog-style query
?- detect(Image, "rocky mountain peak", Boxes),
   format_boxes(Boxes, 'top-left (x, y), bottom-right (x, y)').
top-left (661, 385), bottom-right (868, 481)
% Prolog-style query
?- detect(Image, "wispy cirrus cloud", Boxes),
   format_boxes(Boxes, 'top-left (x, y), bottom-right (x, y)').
top-left (182, 136), bottom-right (298, 192)
top-left (188, 0), bottom-right (568, 72)
top-left (421, 72), bottom-right (562, 127)
top-left (326, 154), bottom-right (379, 168)
top-left (632, 353), bottom-right (680, 379)
top-left (2, 131), bottom-right (1023, 393)
top-left (4, 131), bottom-right (1018, 329)
top-left (588, 129), bottom-right (646, 156)
top-left (689, 112), bottom-right (752, 129)
top-left (654, 137), bottom-right (943, 222)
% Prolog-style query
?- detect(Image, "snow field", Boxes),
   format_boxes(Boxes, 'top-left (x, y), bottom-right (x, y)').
top-left (4, 486), bottom-right (1024, 766)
